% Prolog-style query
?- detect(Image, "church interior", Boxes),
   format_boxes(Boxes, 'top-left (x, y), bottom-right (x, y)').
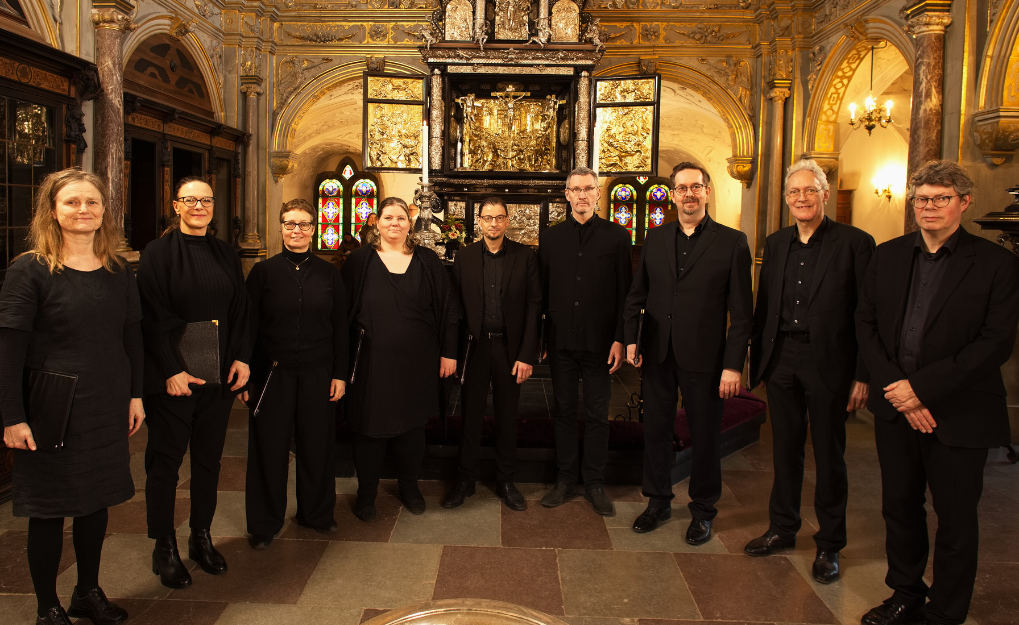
top-left (1, 0), bottom-right (1019, 624)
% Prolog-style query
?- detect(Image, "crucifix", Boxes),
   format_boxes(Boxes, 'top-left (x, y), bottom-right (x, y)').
top-left (491, 85), bottom-right (530, 171)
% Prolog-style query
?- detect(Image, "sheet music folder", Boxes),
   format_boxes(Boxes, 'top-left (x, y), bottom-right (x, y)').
top-left (173, 320), bottom-right (220, 385)
top-left (23, 368), bottom-right (77, 450)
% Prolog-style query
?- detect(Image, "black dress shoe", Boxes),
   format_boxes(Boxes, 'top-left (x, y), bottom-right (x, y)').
top-left (442, 480), bottom-right (476, 508)
top-left (744, 530), bottom-right (797, 556)
top-left (36, 606), bottom-right (71, 625)
top-left (296, 518), bottom-right (338, 534)
top-left (584, 487), bottom-right (615, 516)
top-left (152, 534), bottom-right (192, 589)
top-left (67, 586), bottom-right (128, 625)
top-left (861, 597), bottom-right (925, 625)
top-left (812, 549), bottom-right (840, 584)
top-left (686, 517), bottom-right (713, 545)
top-left (355, 496), bottom-right (377, 522)
top-left (632, 505), bottom-right (671, 533)
top-left (189, 529), bottom-right (228, 575)
top-left (540, 482), bottom-right (577, 508)
top-left (249, 534), bottom-right (274, 550)
top-left (496, 482), bottom-right (527, 511)
top-left (400, 488), bottom-right (426, 515)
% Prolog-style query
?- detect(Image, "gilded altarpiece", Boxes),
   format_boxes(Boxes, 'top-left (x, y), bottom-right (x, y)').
top-left (593, 75), bottom-right (661, 176)
top-left (363, 74), bottom-right (427, 172)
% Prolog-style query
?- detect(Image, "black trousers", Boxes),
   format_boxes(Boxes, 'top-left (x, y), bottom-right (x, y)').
top-left (875, 415), bottom-right (988, 625)
top-left (245, 365), bottom-right (337, 536)
top-left (352, 425), bottom-right (426, 503)
top-left (548, 348), bottom-right (611, 488)
top-left (27, 508), bottom-right (107, 615)
top-left (642, 343), bottom-right (723, 520)
top-left (763, 335), bottom-right (849, 551)
top-left (144, 387), bottom-right (235, 539)
top-left (457, 335), bottom-right (521, 483)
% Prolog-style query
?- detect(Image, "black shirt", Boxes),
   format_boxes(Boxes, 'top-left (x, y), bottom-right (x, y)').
top-left (676, 215), bottom-right (707, 275)
top-left (780, 217), bottom-right (827, 332)
top-left (481, 242), bottom-right (506, 333)
top-left (898, 227), bottom-right (961, 375)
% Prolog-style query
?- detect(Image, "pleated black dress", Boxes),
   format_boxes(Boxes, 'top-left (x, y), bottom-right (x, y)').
top-left (0, 255), bottom-right (140, 518)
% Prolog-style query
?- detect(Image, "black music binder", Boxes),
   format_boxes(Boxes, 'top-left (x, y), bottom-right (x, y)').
top-left (349, 327), bottom-right (366, 384)
top-left (23, 368), bottom-right (77, 450)
top-left (173, 320), bottom-right (220, 384)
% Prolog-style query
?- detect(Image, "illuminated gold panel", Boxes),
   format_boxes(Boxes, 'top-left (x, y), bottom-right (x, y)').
top-left (474, 203), bottom-right (540, 246)
top-left (367, 76), bottom-right (423, 101)
top-left (596, 106), bottom-right (653, 172)
top-left (596, 79), bottom-right (656, 103)
top-left (366, 103), bottom-right (423, 169)
top-left (459, 97), bottom-right (558, 172)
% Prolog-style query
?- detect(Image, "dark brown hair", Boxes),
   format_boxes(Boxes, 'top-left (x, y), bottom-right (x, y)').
top-left (908, 160), bottom-right (974, 198)
top-left (671, 162), bottom-right (711, 188)
top-left (369, 196), bottom-right (417, 252)
top-left (163, 176), bottom-right (213, 234)
top-left (478, 196), bottom-right (508, 216)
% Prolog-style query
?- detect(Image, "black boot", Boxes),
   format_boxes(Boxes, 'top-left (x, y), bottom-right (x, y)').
top-left (188, 529), bottom-right (228, 575)
top-left (151, 534), bottom-right (192, 589)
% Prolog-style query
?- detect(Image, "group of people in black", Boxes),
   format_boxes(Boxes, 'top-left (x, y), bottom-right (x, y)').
top-left (1, 157), bottom-right (1016, 625)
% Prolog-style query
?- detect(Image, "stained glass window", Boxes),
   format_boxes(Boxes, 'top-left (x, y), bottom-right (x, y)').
top-left (342, 164), bottom-right (354, 179)
top-left (317, 178), bottom-right (342, 251)
top-left (636, 176), bottom-right (649, 185)
top-left (645, 184), bottom-right (670, 233)
top-left (351, 178), bottom-right (378, 242)
top-left (610, 184), bottom-right (637, 243)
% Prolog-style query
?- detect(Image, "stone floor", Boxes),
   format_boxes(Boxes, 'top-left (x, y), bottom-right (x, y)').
top-left (1, 402), bottom-right (1017, 625)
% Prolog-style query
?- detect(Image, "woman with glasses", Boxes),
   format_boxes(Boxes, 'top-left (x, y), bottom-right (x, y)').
top-left (244, 199), bottom-right (348, 550)
top-left (341, 197), bottom-right (460, 520)
top-left (137, 176), bottom-right (251, 589)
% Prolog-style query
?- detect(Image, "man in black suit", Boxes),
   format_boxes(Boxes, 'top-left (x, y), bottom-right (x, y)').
top-left (443, 197), bottom-right (542, 511)
top-left (745, 159), bottom-right (875, 583)
top-left (623, 162), bottom-right (753, 545)
top-left (538, 166), bottom-right (632, 516)
top-left (856, 160), bottom-right (1019, 625)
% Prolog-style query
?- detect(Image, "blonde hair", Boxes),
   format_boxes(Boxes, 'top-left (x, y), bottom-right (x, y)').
top-left (369, 196), bottom-right (418, 252)
top-left (27, 168), bottom-right (124, 273)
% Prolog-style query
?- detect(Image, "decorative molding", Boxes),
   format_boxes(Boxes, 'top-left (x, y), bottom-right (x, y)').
top-left (212, 135), bottom-right (236, 150)
top-left (126, 112), bottom-right (164, 132)
top-left (366, 55), bottom-right (386, 72)
top-left (240, 48), bottom-right (263, 78)
top-left (807, 45), bottom-right (825, 91)
top-left (725, 156), bottom-right (754, 187)
top-left (168, 15), bottom-right (196, 40)
top-left (166, 122), bottom-right (211, 144)
top-left (281, 23), bottom-right (366, 43)
top-left (904, 12), bottom-right (952, 37)
top-left (973, 108), bottom-right (1019, 165)
top-left (0, 56), bottom-right (69, 95)
top-left (275, 56), bottom-right (333, 115)
top-left (767, 86), bottom-right (790, 103)
top-left (91, 8), bottom-right (137, 31)
top-left (270, 150), bottom-right (298, 182)
top-left (697, 56), bottom-right (754, 122)
top-left (767, 49), bottom-right (792, 82)
top-left (814, 0), bottom-right (866, 31)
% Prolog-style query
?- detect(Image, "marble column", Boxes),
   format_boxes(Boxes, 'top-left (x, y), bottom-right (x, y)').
top-left (91, 3), bottom-right (137, 259)
top-left (430, 70), bottom-right (443, 171)
top-left (766, 84), bottom-right (791, 237)
top-left (576, 71), bottom-right (590, 169)
top-left (903, 4), bottom-right (953, 233)
top-left (239, 79), bottom-right (263, 251)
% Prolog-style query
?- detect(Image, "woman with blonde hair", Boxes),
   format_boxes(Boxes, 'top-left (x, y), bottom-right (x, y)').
top-left (0, 168), bottom-right (143, 625)
top-left (341, 197), bottom-right (460, 520)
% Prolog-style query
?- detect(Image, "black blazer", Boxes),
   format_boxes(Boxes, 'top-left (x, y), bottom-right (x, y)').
top-left (750, 219), bottom-right (875, 391)
top-left (855, 227), bottom-right (1019, 448)
top-left (623, 215), bottom-right (753, 373)
top-left (538, 213), bottom-right (633, 354)
top-left (452, 238), bottom-right (542, 365)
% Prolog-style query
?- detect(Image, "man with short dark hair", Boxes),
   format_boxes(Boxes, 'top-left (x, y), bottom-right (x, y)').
top-left (538, 166), bottom-right (632, 516)
top-left (623, 161), bottom-right (753, 545)
top-left (443, 197), bottom-right (542, 511)
top-left (856, 160), bottom-right (1019, 625)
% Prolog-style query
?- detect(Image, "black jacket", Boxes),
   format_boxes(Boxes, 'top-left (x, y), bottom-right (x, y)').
top-left (623, 215), bottom-right (753, 373)
top-left (855, 227), bottom-right (1019, 448)
top-left (750, 219), bottom-right (875, 391)
top-left (538, 212), bottom-right (633, 354)
top-left (452, 238), bottom-right (542, 365)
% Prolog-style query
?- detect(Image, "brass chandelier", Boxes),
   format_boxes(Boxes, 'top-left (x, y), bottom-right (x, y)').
top-left (847, 45), bottom-right (893, 135)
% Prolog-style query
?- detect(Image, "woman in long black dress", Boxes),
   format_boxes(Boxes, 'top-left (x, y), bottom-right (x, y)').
top-left (137, 176), bottom-right (250, 589)
top-left (341, 197), bottom-right (460, 520)
top-left (0, 169), bottom-right (143, 625)
top-left (245, 199), bottom-right (348, 550)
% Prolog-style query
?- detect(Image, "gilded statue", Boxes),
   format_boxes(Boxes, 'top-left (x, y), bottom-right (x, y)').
top-left (585, 18), bottom-right (604, 52)
top-left (528, 16), bottom-right (552, 47)
top-left (495, 0), bottom-right (529, 40)
top-left (456, 90), bottom-right (561, 172)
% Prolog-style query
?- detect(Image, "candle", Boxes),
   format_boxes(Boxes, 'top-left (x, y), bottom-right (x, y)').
top-left (884, 99), bottom-right (893, 120)
top-left (422, 120), bottom-right (429, 184)
top-left (848, 102), bottom-right (856, 122)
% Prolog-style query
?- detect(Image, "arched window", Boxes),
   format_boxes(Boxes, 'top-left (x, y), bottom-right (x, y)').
top-left (645, 184), bottom-right (670, 233)
top-left (350, 176), bottom-right (379, 242)
top-left (317, 179), bottom-right (343, 251)
top-left (609, 176), bottom-right (674, 244)
top-left (313, 157), bottom-right (381, 251)
top-left (609, 183), bottom-right (637, 244)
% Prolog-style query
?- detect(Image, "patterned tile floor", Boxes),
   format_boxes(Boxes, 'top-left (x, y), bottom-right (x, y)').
top-left (2, 403), bottom-right (1017, 625)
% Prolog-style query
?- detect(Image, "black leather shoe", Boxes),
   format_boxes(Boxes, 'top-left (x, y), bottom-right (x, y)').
top-left (540, 482), bottom-right (577, 508)
top-left (632, 505), bottom-right (671, 533)
top-left (744, 530), bottom-right (797, 556)
top-left (36, 606), bottom-right (71, 625)
top-left (442, 480), bottom-right (476, 508)
top-left (249, 534), bottom-right (274, 550)
top-left (584, 487), bottom-right (615, 516)
top-left (296, 518), bottom-right (338, 535)
top-left (189, 529), bottom-right (228, 575)
top-left (152, 534), bottom-right (192, 589)
top-left (686, 517), bottom-right (713, 545)
top-left (497, 482), bottom-right (527, 511)
top-left (861, 598), bottom-right (925, 625)
top-left (67, 586), bottom-right (128, 625)
top-left (400, 488), bottom-right (426, 515)
top-left (812, 549), bottom-right (840, 584)
top-left (355, 496), bottom-right (377, 522)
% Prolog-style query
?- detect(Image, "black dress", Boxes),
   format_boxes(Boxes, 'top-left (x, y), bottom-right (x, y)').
top-left (0, 255), bottom-right (140, 518)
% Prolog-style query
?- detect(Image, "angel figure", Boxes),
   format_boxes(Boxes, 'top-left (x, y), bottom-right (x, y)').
top-left (528, 16), bottom-right (552, 48)
top-left (585, 18), bottom-right (605, 52)
top-left (419, 23), bottom-right (439, 49)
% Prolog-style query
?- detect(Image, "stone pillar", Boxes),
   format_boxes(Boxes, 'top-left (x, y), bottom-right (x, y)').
top-left (429, 69), bottom-right (443, 171)
top-left (91, 1), bottom-right (137, 259)
top-left (576, 71), bottom-right (590, 169)
top-left (239, 78), bottom-right (263, 251)
top-left (766, 82), bottom-right (791, 237)
top-left (902, 1), bottom-right (953, 233)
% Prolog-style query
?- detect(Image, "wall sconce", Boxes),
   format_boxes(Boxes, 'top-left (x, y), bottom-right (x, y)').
top-left (874, 184), bottom-right (893, 200)
top-left (872, 164), bottom-right (905, 203)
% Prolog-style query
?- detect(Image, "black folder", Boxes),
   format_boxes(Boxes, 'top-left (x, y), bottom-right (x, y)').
top-left (349, 327), bottom-right (366, 384)
top-left (173, 321), bottom-right (220, 385)
top-left (456, 333), bottom-right (474, 385)
top-left (22, 368), bottom-right (77, 450)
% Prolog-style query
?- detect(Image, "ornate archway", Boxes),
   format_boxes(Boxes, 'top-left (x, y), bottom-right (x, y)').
top-left (974, 0), bottom-right (1019, 164)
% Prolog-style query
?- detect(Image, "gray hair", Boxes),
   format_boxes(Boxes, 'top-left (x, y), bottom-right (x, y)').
top-left (908, 160), bottom-right (974, 198)
top-left (566, 166), bottom-right (599, 188)
top-left (785, 159), bottom-right (830, 192)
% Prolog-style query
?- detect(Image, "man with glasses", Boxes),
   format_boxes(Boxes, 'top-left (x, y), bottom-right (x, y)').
top-left (623, 161), bottom-right (752, 545)
top-left (856, 160), bottom-right (1019, 625)
top-left (443, 197), bottom-right (542, 511)
top-left (538, 166), bottom-right (632, 516)
top-left (744, 159), bottom-right (875, 583)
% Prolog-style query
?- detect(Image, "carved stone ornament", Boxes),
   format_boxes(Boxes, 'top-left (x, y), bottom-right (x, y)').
top-left (270, 151), bottom-right (298, 182)
top-left (904, 12), bottom-right (953, 37)
top-left (366, 55), bottom-right (386, 72)
top-left (550, 0), bottom-right (579, 42)
top-left (767, 86), bottom-right (790, 103)
top-left (90, 9), bottom-right (137, 31)
top-left (240, 48), bottom-right (263, 78)
top-left (169, 15), bottom-right (196, 40)
top-left (814, 0), bottom-right (865, 31)
top-left (495, 0), bottom-right (530, 40)
top-left (698, 56), bottom-right (754, 122)
top-left (276, 56), bottom-right (333, 114)
top-left (843, 19), bottom-right (867, 42)
top-left (73, 66), bottom-right (101, 101)
top-left (973, 108), bottom-right (1019, 165)
top-left (585, 18), bottom-right (604, 51)
top-left (801, 153), bottom-right (839, 176)
top-left (444, 0), bottom-right (474, 41)
top-left (768, 49), bottom-right (792, 82)
top-left (725, 156), bottom-right (754, 187)
top-left (807, 45), bottom-right (825, 91)
top-left (64, 101), bottom-right (87, 155)
top-left (639, 57), bottom-right (658, 75)
top-left (422, 47), bottom-right (603, 68)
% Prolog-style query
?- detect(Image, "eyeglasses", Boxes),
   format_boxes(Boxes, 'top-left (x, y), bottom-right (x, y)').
top-left (566, 186), bottom-right (598, 195)
top-left (282, 221), bottom-right (314, 232)
top-left (673, 184), bottom-right (706, 195)
top-left (176, 196), bottom-right (215, 207)
top-left (478, 215), bottom-right (508, 224)
top-left (786, 188), bottom-right (820, 199)
top-left (911, 195), bottom-right (959, 208)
